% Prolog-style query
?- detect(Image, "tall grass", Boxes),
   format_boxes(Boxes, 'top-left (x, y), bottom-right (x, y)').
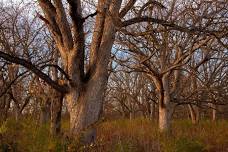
top-left (96, 118), bottom-right (228, 152)
top-left (0, 117), bottom-right (63, 152)
top-left (0, 117), bottom-right (227, 151)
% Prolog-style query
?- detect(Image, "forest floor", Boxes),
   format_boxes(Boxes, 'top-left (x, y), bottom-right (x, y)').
top-left (0, 117), bottom-right (228, 152)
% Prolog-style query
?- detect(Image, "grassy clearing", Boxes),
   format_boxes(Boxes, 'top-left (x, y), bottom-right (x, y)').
top-left (0, 118), bottom-right (227, 152)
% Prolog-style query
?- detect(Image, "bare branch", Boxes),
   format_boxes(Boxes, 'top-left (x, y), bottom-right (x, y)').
top-left (120, 16), bottom-right (224, 35)
top-left (0, 51), bottom-right (69, 93)
top-left (119, 0), bottom-right (136, 18)
top-left (40, 64), bottom-right (71, 81)
top-left (83, 11), bottom-right (98, 22)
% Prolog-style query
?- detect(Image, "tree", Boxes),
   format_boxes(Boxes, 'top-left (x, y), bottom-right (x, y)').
top-left (115, 0), bottom-right (227, 132)
top-left (0, 2), bottom-right (47, 121)
top-left (0, 2), bottom-right (65, 136)
top-left (106, 70), bottom-right (156, 119)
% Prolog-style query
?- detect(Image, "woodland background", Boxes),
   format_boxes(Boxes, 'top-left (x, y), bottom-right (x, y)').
top-left (0, 0), bottom-right (227, 151)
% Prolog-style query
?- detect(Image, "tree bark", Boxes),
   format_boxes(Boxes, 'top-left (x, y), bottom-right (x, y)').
top-left (211, 103), bottom-right (217, 121)
top-left (50, 92), bottom-right (63, 136)
top-left (153, 75), bottom-right (172, 133)
top-left (0, 96), bottom-right (10, 122)
top-left (40, 99), bottom-right (51, 124)
top-left (158, 90), bottom-right (172, 133)
top-left (65, 0), bottom-right (120, 138)
top-left (37, 0), bottom-right (121, 140)
top-left (66, 73), bottom-right (108, 136)
top-left (188, 104), bottom-right (198, 124)
top-left (49, 49), bottom-right (64, 136)
top-left (189, 63), bottom-right (201, 124)
top-left (150, 101), bottom-right (156, 119)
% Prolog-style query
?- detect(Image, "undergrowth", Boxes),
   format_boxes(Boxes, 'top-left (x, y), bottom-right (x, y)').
top-left (0, 118), bottom-right (227, 152)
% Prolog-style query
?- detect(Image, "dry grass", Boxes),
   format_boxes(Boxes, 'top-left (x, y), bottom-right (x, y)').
top-left (0, 118), bottom-right (228, 152)
top-left (95, 118), bottom-right (228, 152)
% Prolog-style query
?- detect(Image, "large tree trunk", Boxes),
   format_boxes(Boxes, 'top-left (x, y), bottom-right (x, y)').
top-left (66, 72), bottom-right (108, 136)
top-left (38, 0), bottom-right (121, 141)
top-left (66, 1), bottom-right (119, 138)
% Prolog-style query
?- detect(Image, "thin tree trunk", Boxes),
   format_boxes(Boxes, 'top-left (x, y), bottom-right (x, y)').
top-left (50, 93), bottom-right (63, 136)
top-left (15, 107), bottom-right (20, 122)
top-left (150, 101), bottom-right (156, 119)
top-left (188, 104), bottom-right (197, 124)
top-left (189, 64), bottom-right (201, 124)
top-left (211, 103), bottom-right (217, 121)
top-left (0, 97), bottom-right (10, 121)
top-left (158, 75), bottom-right (172, 133)
top-left (40, 100), bottom-right (51, 124)
top-left (50, 50), bottom-right (63, 136)
top-left (158, 92), bottom-right (171, 133)
top-left (188, 104), bottom-right (200, 124)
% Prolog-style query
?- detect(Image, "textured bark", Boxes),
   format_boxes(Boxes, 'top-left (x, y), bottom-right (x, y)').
top-left (67, 75), bottom-right (107, 135)
top-left (67, 10), bottom-right (117, 130)
top-left (38, 0), bottom-right (121, 139)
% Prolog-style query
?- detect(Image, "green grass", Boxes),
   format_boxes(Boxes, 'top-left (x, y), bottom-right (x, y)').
top-left (0, 118), bottom-right (227, 151)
